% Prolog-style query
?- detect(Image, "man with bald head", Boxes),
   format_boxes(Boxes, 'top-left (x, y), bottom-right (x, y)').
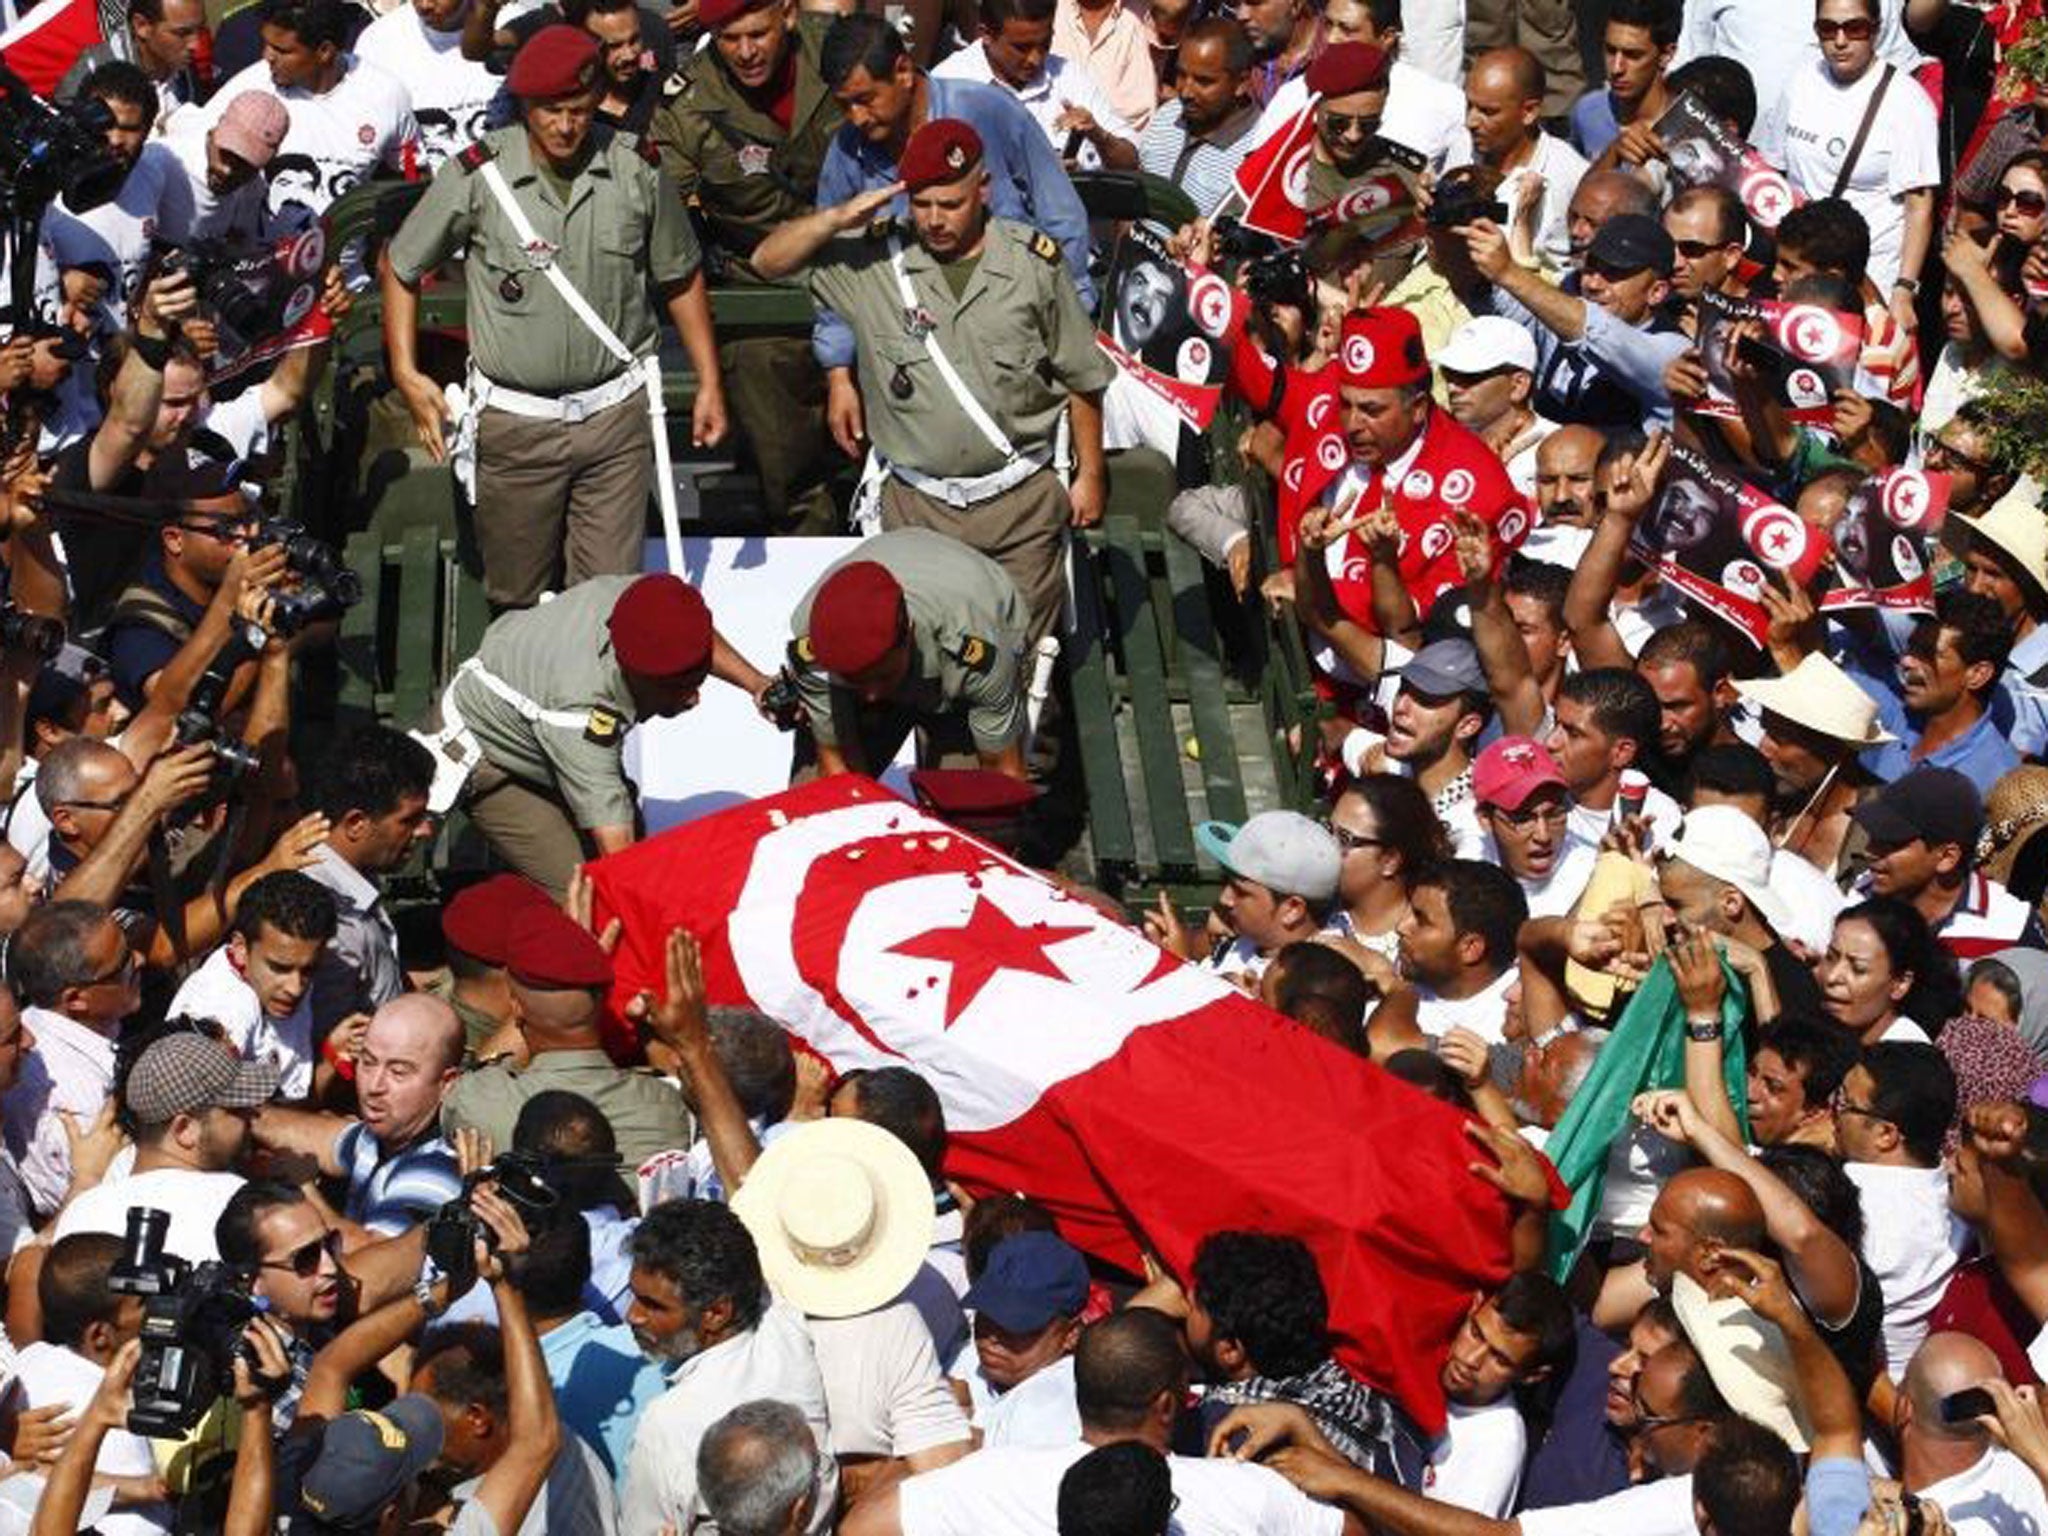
top-left (1461, 47), bottom-right (1587, 269)
top-left (1897, 1333), bottom-right (2048, 1535)
top-left (1520, 424), bottom-right (1603, 567)
top-left (443, 905), bottom-right (691, 1166)
top-left (1638, 1169), bottom-right (1766, 1296)
top-left (1566, 169), bottom-right (1657, 269)
top-left (252, 991), bottom-right (467, 1241)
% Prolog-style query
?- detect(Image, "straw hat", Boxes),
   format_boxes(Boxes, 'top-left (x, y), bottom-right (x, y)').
top-left (1979, 765), bottom-right (2048, 889)
top-left (1671, 1274), bottom-right (1813, 1454)
top-left (730, 1118), bottom-right (935, 1319)
top-left (1733, 653), bottom-right (1895, 748)
top-left (1947, 476), bottom-right (2048, 605)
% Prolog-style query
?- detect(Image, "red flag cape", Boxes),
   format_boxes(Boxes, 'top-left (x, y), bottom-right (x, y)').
top-left (0, 0), bottom-right (104, 97)
top-left (588, 775), bottom-right (1514, 1431)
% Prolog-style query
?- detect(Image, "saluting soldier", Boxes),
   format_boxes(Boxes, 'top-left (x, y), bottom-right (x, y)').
top-left (788, 527), bottom-right (1031, 779)
top-left (382, 25), bottom-right (729, 611)
top-left (752, 118), bottom-right (1115, 647)
top-left (415, 572), bottom-right (773, 897)
top-left (650, 0), bottom-right (845, 535)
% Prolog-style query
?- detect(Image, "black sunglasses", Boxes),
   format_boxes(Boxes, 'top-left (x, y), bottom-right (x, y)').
top-left (260, 1228), bottom-right (343, 1278)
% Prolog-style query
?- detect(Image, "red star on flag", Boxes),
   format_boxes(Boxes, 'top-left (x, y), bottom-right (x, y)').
top-left (889, 896), bottom-right (1092, 1027)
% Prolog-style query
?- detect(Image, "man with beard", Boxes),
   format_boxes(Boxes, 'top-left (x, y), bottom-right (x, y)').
top-left (1397, 858), bottom-right (1527, 1042)
top-left (620, 1199), bottom-right (838, 1534)
top-left (1862, 589), bottom-right (2021, 797)
top-left (1634, 620), bottom-right (1738, 789)
top-left (1946, 477), bottom-right (2048, 758)
top-left (1136, 17), bottom-right (1262, 217)
top-left (654, 0), bottom-right (847, 533)
top-left (160, 90), bottom-right (289, 240)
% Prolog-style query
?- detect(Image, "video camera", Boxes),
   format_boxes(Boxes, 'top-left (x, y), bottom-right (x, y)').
top-left (1423, 176), bottom-right (1508, 230)
top-left (425, 1151), bottom-right (559, 1292)
top-left (0, 604), bottom-right (63, 660)
top-left (156, 235), bottom-right (322, 346)
top-left (249, 520), bottom-right (363, 638)
top-left (0, 69), bottom-right (124, 217)
top-left (109, 1207), bottom-right (283, 1437)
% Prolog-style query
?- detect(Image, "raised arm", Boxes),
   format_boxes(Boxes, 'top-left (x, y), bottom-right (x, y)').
top-left (87, 272), bottom-right (198, 490)
top-left (635, 928), bottom-right (763, 1196)
top-left (1563, 431), bottom-right (1667, 670)
top-left (752, 182), bottom-right (908, 283)
top-left (461, 1188), bottom-right (560, 1536)
top-left (1453, 512), bottom-right (1544, 737)
top-left (1708, 1248), bottom-right (1863, 1459)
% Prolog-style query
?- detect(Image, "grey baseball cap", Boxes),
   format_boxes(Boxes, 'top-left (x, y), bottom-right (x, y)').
top-left (1399, 639), bottom-right (1486, 699)
top-left (1195, 811), bottom-right (1342, 903)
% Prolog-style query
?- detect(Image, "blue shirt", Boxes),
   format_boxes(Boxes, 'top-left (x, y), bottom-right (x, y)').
top-left (812, 76), bottom-right (1094, 370)
top-left (336, 1122), bottom-right (461, 1237)
top-left (1806, 1457), bottom-right (1871, 1536)
top-left (539, 1314), bottom-right (668, 1488)
top-left (1569, 89), bottom-right (1623, 160)
top-left (1862, 703), bottom-right (2022, 796)
top-left (1996, 624), bottom-right (2048, 759)
top-left (1485, 282), bottom-right (1687, 431)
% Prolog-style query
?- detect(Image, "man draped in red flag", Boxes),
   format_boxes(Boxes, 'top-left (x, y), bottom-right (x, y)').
top-left (588, 773), bottom-right (1524, 1433)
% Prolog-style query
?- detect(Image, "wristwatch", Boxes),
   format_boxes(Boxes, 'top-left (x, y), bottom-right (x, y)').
top-left (412, 1277), bottom-right (444, 1318)
top-left (1893, 276), bottom-right (1921, 296)
top-left (1685, 1016), bottom-right (1722, 1042)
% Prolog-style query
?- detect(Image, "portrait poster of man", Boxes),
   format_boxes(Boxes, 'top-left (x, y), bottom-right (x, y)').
top-left (1820, 466), bottom-right (1952, 615)
top-left (1096, 225), bottom-right (1242, 430)
top-left (1692, 292), bottom-right (1866, 424)
top-left (1629, 444), bottom-right (1822, 645)
top-left (1655, 90), bottom-right (1803, 231)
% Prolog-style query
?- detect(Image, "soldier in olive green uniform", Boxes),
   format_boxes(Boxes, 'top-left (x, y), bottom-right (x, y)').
top-left (650, 0), bottom-right (844, 532)
top-left (382, 25), bottom-right (729, 610)
top-left (415, 572), bottom-right (773, 897)
top-left (752, 118), bottom-right (1115, 647)
top-left (788, 527), bottom-right (1030, 778)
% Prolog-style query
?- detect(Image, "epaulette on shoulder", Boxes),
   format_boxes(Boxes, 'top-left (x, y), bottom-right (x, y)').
top-left (866, 216), bottom-right (898, 241)
top-left (1028, 230), bottom-right (1059, 264)
top-left (458, 141), bottom-right (495, 172)
top-left (953, 634), bottom-right (995, 671)
top-left (662, 65), bottom-right (688, 99)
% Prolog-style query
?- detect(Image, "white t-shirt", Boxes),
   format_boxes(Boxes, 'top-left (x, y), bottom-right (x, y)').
top-left (807, 1300), bottom-right (972, 1461)
top-left (159, 118), bottom-right (269, 241)
top-left (193, 57), bottom-right (420, 231)
top-left (1567, 781), bottom-right (1682, 854)
top-left (1914, 1446), bottom-right (2048, 1536)
top-left (52, 1166), bottom-right (245, 1261)
top-left (40, 143), bottom-right (189, 336)
top-left (1844, 1162), bottom-right (1969, 1378)
top-left (1486, 835), bottom-right (1597, 919)
top-left (353, 5), bottom-right (500, 171)
top-left (1398, 0), bottom-right (1464, 86)
top-left (1770, 57), bottom-right (1939, 290)
top-left (980, 1356), bottom-right (1082, 1449)
top-left (168, 943), bottom-right (316, 1100)
top-left (931, 46), bottom-right (1134, 171)
top-left (1516, 1472), bottom-right (1697, 1536)
top-left (1770, 846), bottom-right (1850, 958)
top-left (1490, 133), bottom-right (1588, 272)
top-left (1416, 967), bottom-right (1517, 1044)
top-left (10, 1342), bottom-right (172, 1536)
top-left (1423, 1399), bottom-right (1526, 1516)
top-left (897, 1443), bottom-right (1345, 1536)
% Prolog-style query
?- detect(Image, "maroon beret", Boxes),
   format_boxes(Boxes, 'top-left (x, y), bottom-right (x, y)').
top-left (1305, 41), bottom-right (1390, 99)
top-left (608, 574), bottom-right (714, 679)
top-left (698, 0), bottom-right (774, 29)
top-left (442, 874), bottom-right (553, 966)
top-left (809, 561), bottom-right (906, 676)
top-left (899, 118), bottom-right (983, 193)
top-left (505, 905), bottom-right (614, 991)
top-left (506, 24), bottom-right (600, 101)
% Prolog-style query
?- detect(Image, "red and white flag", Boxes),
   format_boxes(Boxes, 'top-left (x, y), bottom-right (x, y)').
top-left (589, 775), bottom-right (1516, 1431)
top-left (0, 0), bottom-right (104, 97)
top-left (1230, 101), bottom-right (1320, 240)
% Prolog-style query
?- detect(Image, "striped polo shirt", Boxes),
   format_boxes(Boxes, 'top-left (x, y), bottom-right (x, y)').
top-left (337, 1122), bottom-right (461, 1236)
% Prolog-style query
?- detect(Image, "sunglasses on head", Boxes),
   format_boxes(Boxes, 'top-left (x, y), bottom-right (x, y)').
top-left (1813, 16), bottom-right (1874, 39)
top-left (1997, 185), bottom-right (2048, 216)
top-left (261, 1228), bottom-right (343, 1278)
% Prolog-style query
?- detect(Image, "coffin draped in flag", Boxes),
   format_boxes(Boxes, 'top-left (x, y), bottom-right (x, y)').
top-left (0, 0), bottom-right (105, 98)
top-left (589, 775), bottom-right (1515, 1431)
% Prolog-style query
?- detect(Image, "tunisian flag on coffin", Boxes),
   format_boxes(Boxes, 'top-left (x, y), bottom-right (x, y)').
top-left (588, 774), bottom-right (1514, 1431)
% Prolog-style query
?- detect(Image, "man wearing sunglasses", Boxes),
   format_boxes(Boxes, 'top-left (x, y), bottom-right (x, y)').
top-left (52, 1031), bottom-right (276, 1264)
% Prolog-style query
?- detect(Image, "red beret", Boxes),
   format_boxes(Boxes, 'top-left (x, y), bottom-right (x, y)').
top-left (608, 574), bottom-right (714, 678)
top-left (442, 874), bottom-right (552, 966)
top-left (698, 0), bottom-right (774, 28)
top-left (506, 24), bottom-right (599, 100)
top-left (505, 905), bottom-right (614, 991)
top-left (899, 118), bottom-right (983, 193)
top-left (1305, 41), bottom-right (1390, 99)
top-left (1337, 306), bottom-right (1429, 389)
top-left (809, 561), bottom-right (905, 676)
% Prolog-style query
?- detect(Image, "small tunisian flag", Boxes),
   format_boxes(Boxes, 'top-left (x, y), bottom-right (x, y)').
top-left (589, 775), bottom-right (1515, 1431)
top-left (0, 0), bottom-right (105, 97)
top-left (1230, 102), bottom-right (1320, 240)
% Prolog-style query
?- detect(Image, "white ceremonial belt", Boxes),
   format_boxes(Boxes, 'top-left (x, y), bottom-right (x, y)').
top-left (473, 363), bottom-right (646, 424)
top-left (888, 449), bottom-right (1050, 509)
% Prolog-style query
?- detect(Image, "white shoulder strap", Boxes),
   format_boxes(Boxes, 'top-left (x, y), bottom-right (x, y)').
top-left (887, 235), bottom-right (1018, 464)
top-left (477, 158), bottom-right (638, 370)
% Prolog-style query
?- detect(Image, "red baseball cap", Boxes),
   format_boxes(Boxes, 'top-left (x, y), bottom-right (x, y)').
top-left (809, 561), bottom-right (906, 676)
top-left (505, 905), bottom-right (614, 991)
top-left (899, 119), bottom-right (983, 193)
top-left (442, 874), bottom-right (553, 967)
top-left (608, 574), bottom-right (714, 679)
top-left (506, 24), bottom-right (599, 100)
top-left (1473, 736), bottom-right (1568, 813)
top-left (1337, 307), bottom-right (1429, 390)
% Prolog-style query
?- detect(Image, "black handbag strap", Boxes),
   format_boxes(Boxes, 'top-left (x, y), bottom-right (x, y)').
top-left (1833, 63), bottom-right (1897, 199)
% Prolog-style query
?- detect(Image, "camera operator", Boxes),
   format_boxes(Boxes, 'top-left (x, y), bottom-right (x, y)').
top-left (12, 1236), bottom-right (170, 1535)
top-left (50, 1032), bottom-right (276, 1263)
